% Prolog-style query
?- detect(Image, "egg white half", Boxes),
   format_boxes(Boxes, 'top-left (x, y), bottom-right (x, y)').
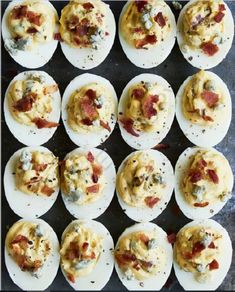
top-left (118, 73), bottom-right (175, 150)
top-left (2, 0), bottom-right (59, 69)
top-left (173, 219), bottom-right (233, 291)
top-left (116, 149), bottom-right (174, 222)
top-left (61, 219), bottom-right (114, 290)
top-left (60, 2), bottom-right (115, 70)
top-left (177, 0), bottom-right (234, 69)
top-left (4, 70), bottom-right (61, 146)
top-left (176, 71), bottom-right (232, 147)
top-left (5, 218), bottom-right (60, 291)
top-left (119, 0), bottom-right (176, 69)
top-left (61, 147), bottom-right (116, 220)
top-left (175, 147), bottom-right (233, 220)
top-left (62, 73), bottom-right (117, 148)
top-left (4, 146), bottom-right (59, 219)
top-left (115, 222), bottom-right (173, 291)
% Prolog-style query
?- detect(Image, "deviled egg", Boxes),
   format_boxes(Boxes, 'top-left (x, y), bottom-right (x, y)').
top-left (118, 73), bottom-right (175, 150)
top-left (177, 0), bottom-right (234, 69)
top-left (62, 73), bottom-right (117, 147)
top-left (119, 0), bottom-right (176, 68)
top-left (174, 219), bottom-right (232, 290)
top-left (4, 146), bottom-right (59, 218)
top-left (5, 218), bottom-right (60, 290)
top-left (116, 149), bottom-right (174, 222)
top-left (176, 70), bottom-right (232, 147)
top-left (60, 219), bottom-right (114, 290)
top-left (4, 70), bottom-right (61, 146)
top-left (2, 0), bottom-right (59, 68)
top-left (114, 222), bottom-right (173, 290)
top-left (59, 0), bottom-right (115, 70)
top-left (61, 147), bottom-right (116, 219)
top-left (175, 147), bottom-right (233, 220)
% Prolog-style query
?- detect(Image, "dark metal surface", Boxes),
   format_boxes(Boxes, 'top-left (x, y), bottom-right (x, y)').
top-left (1, 1), bottom-right (235, 290)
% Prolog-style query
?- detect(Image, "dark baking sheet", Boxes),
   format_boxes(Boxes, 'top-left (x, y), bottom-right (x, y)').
top-left (1, 1), bottom-right (235, 290)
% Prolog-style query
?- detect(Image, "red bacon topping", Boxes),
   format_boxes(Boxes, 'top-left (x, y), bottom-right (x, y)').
top-left (139, 234), bottom-right (149, 245)
top-left (14, 92), bottom-right (37, 112)
top-left (67, 273), bottom-right (75, 283)
top-left (133, 27), bottom-right (144, 34)
top-left (133, 262), bottom-right (141, 270)
top-left (144, 196), bottom-right (160, 208)
top-left (80, 97), bottom-right (98, 120)
top-left (189, 170), bottom-right (202, 183)
top-left (26, 27), bottom-right (38, 34)
top-left (142, 95), bottom-right (159, 119)
top-left (83, 2), bottom-right (94, 10)
top-left (92, 164), bottom-right (102, 183)
top-left (194, 202), bottom-right (209, 207)
top-left (197, 159), bottom-right (207, 169)
top-left (33, 163), bottom-right (47, 172)
top-left (33, 118), bottom-right (59, 129)
top-left (154, 12), bottom-right (166, 27)
top-left (214, 11), bottom-right (225, 23)
top-left (192, 241), bottom-right (205, 254)
top-left (208, 259), bottom-right (219, 270)
top-left (75, 25), bottom-right (89, 37)
top-left (86, 184), bottom-right (99, 193)
top-left (11, 5), bottom-right (27, 19)
top-left (167, 233), bottom-right (176, 244)
top-left (202, 91), bottom-right (219, 107)
top-left (207, 169), bottom-right (219, 184)
top-left (26, 11), bottom-right (41, 26)
top-left (81, 118), bottom-right (93, 126)
top-left (135, 0), bottom-right (148, 12)
top-left (132, 88), bottom-right (145, 99)
top-left (100, 120), bottom-right (111, 132)
top-left (201, 42), bottom-right (219, 56)
top-left (119, 117), bottom-right (139, 137)
top-left (219, 4), bottom-right (226, 11)
top-left (11, 235), bottom-right (28, 245)
top-left (54, 33), bottom-right (63, 41)
top-left (115, 251), bottom-right (136, 265)
top-left (208, 242), bottom-right (216, 249)
top-left (87, 151), bottom-right (94, 162)
top-left (139, 259), bottom-right (153, 269)
top-left (135, 35), bottom-right (157, 49)
top-left (82, 242), bottom-right (89, 251)
top-left (202, 113), bottom-right (214, 122)
top-left (86, 89), bottom-right (96, 99)
top-left (41, 185), bottom-right (54, 196)
top-left (11, 6), bottom-right (41, 25)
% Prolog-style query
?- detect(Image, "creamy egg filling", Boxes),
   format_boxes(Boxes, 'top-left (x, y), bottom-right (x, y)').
top-left (120, 0), bottom-right (171, 49)
top-left (6, 1), bottom-right (57, 54)
top-left (60, 0), bottom-right (108, 49)
top-left (61, 151), bottom-right (105, 205)
top-left (6, 221), bottom-right (51, 277)
top-left (119, 81), bottom-right (168, 136)
top-left (175, 225), bottom-right (222, 283)
top-left (117, 152), bottom-right (165, 208)
top-left (60, 223), bottom-right (102, 283)
top-left (15, 149), bottom-right (59, 197)
top-left (181, 0), bottom-right (226, 56)
top-left (182, 70), bottom-right (224, 125)
top-left (182, 150), bottom-right (231, 207)
top-left (115, 231), bottom-right (166, 281)
top-left (67, 83), bottom-right (115, 133)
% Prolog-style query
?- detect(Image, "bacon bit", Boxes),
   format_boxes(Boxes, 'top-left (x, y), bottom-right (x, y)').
top-left (189, 170), bottom-right (202, 183)
top-left (67, 273), bottom-right (75, 283)
top-left (92, 174), bottom-right (98, 183)
top-left (132, 88), bottom-right (145, 100)
top-left (90, 251), bottom-right (96, 259)
top-left (80, 97), bottom-right (98, 120)
top-left (135, 0), bottom-right (148, 12)
top-left (202, 113), bottom-right (214, 122)
top-left (154, 12), bottom-right (166, 27)
top-left (41, 185), bottom-right (54, 196)
top-left (87, 151), bottom-right (94, 162)
top-left (82, 242), bottom-right (89, 251)
top-left (207, 169), bottom-right (219, 184)
top-left (142, 95), bottom-right (159, 119)
top-left (119, 117), bottom-right (139, 137)
top-left (33, 118), bottom-right (59, 129)
top-left (33, 163), bottom-right (47, 172)
top-left (14, 94), bottom-right (36, 112)
top-left (86, 89), bottom-right (96, 99)
top-left (81, 118), bottom-right (93, 126)
top-left (153, 143), bottom-right (170, 150)
top-left (75, 25), bottom-right (89, 37)
top-left (33, 260), bottom-right (42, 271)
top-left (86, 184), bottom-right (99, 193)
top-left (145, 196), bottom-right (160, 208)
top-left (12, 6), bottom-right (27, 19)
top-left (92, 164), bottom-right (102, 177)
top-left (202, 91), bottom-right (219, 108)
top-left (219, 4), bottom-right (226, 11)
top-left (167, 233), bottom-right (176, 244)
top-left (133, 27), bottom-right (144, 33)
top-left (192, 241), bottom-right (205, 254)
top-left (43, 84), bottom-right (58, 95)
top-left (17, 255), bottom-right (30, 271)
top-left (208, 242), bottom-right (216, 249)
top-left (183, 252), bottom-right (193, 260)
top-left (139, 234), bottom-right (149, 245)
top-left (214, 11), bottom-right (225, 23)
top-left (83, 2), bottom-right (94, 10)
top-left (26, 11), bottom-right (41, 26)
top-left (11, 235), bottom-right (28, 245)
top-left (54, 33), bottom-right (63, 41)
top-left (208, 259), bottom-right (219, 270)
top-left (116, 251), bottom-right (136, 265)
top-left (26, 27), bottom-right (38, 34)
top-left (139, 259), bottom-right (153, 269)
top-left (135, 35), bottom-right (157, 49)
top-left (100, 120), bottom-right (111, 132)
top-left (145, 35), bottom-right (157, 44)
top-left (201, 42), bottom-right (219, 56)
top-left (194, 202), bottom-right (209, 207)
top-left (133, 262), bottom-right (141, 270)
top-left (197, 159), bottom-right (207, 169)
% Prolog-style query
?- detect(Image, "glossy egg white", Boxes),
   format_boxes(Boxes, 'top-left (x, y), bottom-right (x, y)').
top-left (175, 147), bottom-right (233, 220)
top-left (5, 218), bottom-right (60, 291)
top-left (173, 219), bottom-right (233, 291)
top-left (61, 219), bottom-right (114, 290)
top-left (4, 146), bottom-right (60, 219)
top-left (60, 2), bottom-right (115, 70)
top-left (115, 222), bottom-right (173, 291)
top-left (2, 0), bottom-right (59, 68)
top-left (176, 71), bottom-right (232, 147)
top-left (4, 70), bottom-right (61, 146)
top-left (119, 0), bottom-right (176, 69)
top-left (118, 73), bottom-right (175, 150)
top-left (177, 0), bottom-right (234, 69)
top-left (62, 73), bottom-right (117, 147)
top-left (61, 147), bottom-right (116, 220)
top-left (116, 149), bottom-right (174, 222)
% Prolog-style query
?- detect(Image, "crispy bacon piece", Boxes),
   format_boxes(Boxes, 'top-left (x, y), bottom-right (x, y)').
top-left (100, 120), bottom-right (111, 132)
top-left (26, 27), bottom-right (38, 34)
top-left (41, 185), bottom-right (54, 196)
top-left (133, 27), bottom-right (144, 34)
top-left (145, 196), bottom-right (160, 208)
top-left (17, 255), bottom-right (31, 271)
top-left (135, 0), bottom-right (148, 12)
top-left (86, 184), bottom-right (99, 193)
top-left (92, 173), bottom-right (98, 183)
top-left (86, 89), bottom-right (96, 99)
top-left (67, 273), bottom-right (75, 283)
top-left (90, 251), bottom-right (96, 259)
top-left (119, 117), bottom-right (139, 137)
top-left (135, 35), bottom-right (157, 49)
top-left (189, 170), bottom-right (202, 183)
top-left (132, 88), bottom-right (145, 100)
top-left (202, 90), bottom-right (219, 108)
top-left (115, 251), bottom-right (136, 265)
top-left (219, 4), bottom-right (226, 11)
top-left (26, 11), bottom-right (41, 26)
top-left (133, 262), bottom-right (141, 270)
top-left (33, 118), bottom-right (59, 129)
top-left (14, 92), bottom-right (37, 112)
top-left (80, 97), bottom-right (98, 120)
top-left (139, 234), bottom-right (149, 245)
top-left (66, 242), bottom-right (80, 260)
top-left (192, 241), bottom-right (205, 254)
top-left (87, 151), bottom-right (94, 162)
top-left (142, 95), bottom-right (159, 119)
top-left (183, 252), bottom-right (193, 260)
top-left (154, 12), bottom-right (166, 27)
top-left (75, 25), bottom-right (89, 37)
top-left (11, 235), bottom-right (28, 245)
top-left (207, 169), bottom-right (219, 184)
top-left (167, 233), bottom-right (176, 244)
top-left (197, 159), bottom-right (207, 169)
top-left (43, 84), bottom-right (58, 95)
top-left (208, 242), bottom-right (216, 249)
top-left (194, 202), bottom-right (209, 207)
top-left (81, 118), bottom-right (93, 126)
top-left (11, 5), bottom-right (27, 19)
top-left (202, 113), bottom-right (214, 122)
top-left (82, 242), bottom-right (89, 251)
top-left (33, 163), bottom-right (47, 172)
top-left (214, 11), bottom-right (225, 23)
top-left (201, 42), bottom-right (219, 56)
top-left (92, 164), bottom-right (102, 177)
top-left (139, 260), bottom-right (153, 269)
top-left (83, 2), bottom-right (94, 10)
top-left (208, 259), bottom-right (219, 270)
top-left (54, 33), bottom-right (63, 41)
